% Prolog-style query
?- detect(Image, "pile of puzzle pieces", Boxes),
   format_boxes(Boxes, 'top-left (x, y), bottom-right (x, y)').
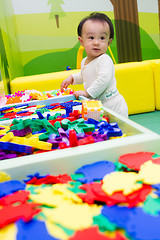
top-left (0, 100), bottom-right (124, 160)
top-left (0, 99), bottom-right (81, 121)
top-left (2, 88), bottom-right (74, 105)
top-left (0, 151), bottom-right (160, 239)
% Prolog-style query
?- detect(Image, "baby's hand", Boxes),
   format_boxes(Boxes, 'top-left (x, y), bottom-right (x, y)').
top-left (60, 75), bottom-right (74, 91)
top-left (74, 90), bottom-right (89, 99)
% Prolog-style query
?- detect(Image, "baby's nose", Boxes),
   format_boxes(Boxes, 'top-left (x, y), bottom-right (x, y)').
top-left (93, 39), bottom-right (99, 45)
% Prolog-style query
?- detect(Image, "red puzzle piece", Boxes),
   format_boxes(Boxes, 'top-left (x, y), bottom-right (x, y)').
top-left (78, 182), bottom-right (152, 207)
top-left (25, 174), bottom-right (72, 185)
top-left (0, 190), bottom-right (30, 206)
top-left (119, 152), bottom-right (155, 171)
top-left (0, 202), bottom-right (41, 228)
top-left (69, 226), bottom-right (128, 240)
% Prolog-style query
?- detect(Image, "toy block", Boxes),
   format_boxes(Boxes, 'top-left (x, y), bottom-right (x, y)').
top-left (82, 100), bottom-right (103, 121)
top-left (0, 132), bottom-right (14, 142)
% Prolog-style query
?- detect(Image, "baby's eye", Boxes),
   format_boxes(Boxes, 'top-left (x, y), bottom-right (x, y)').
top-left (89, 36), bottom-right (94, 39)
top-left (100, 36), bottom-right (105, 40)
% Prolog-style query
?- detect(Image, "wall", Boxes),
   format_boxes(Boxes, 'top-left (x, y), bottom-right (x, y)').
top-left (0, 0), bottom-right (24, 93)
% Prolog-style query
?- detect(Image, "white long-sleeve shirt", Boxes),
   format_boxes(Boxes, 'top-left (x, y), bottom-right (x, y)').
top-left (72, 53), bottom-right (119, 103)
top-left (72, 53), bottom-right (128, 117)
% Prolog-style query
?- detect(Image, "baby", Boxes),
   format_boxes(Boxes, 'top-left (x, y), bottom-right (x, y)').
top-left (61, 12), bottom-right (128, 117)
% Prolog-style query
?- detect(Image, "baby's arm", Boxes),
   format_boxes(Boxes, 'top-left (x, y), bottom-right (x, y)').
top-left (74, 90), bottom-right (89, 99)
top-left (60, 75), bottom-right (74, 91)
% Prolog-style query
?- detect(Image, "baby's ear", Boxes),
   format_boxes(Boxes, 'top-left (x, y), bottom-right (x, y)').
top-left (108, 38), bottom-right (112, 46)
top-left (78, 36), bottom-right (83, 46)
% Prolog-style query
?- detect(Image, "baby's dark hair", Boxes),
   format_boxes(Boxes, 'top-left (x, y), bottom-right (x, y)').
top-left (77, 12), bottom-right (114, 39)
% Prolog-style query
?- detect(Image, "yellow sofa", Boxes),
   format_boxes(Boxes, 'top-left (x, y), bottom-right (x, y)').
top-left (10, 59), bottom-right (160, 115)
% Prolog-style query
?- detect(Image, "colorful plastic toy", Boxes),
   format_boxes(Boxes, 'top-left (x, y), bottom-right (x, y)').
top-left (82, 100), bottom-right (103, 121)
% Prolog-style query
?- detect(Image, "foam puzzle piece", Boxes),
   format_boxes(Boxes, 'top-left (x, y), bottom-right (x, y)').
top-left (152, 183), bottom-right (160, 197)
top-left (0, 172), bottom-right (11, 182)
top-left (0, 180), bottom-right (26, 198)
top-left (126, 207), bottom-right (160, 240)
top-left (152, 157), bottom-right (160, 164)
top-left (143, 195), bottom-right (160, 216)
top-left (138, 160), bottom-right (160, 184)
top-left (69, 226), bottom-right (119, 240)
top-left (102, 205), bottom-right (160, 240)
top-left (102, 172), bottom-right (142, 195)
top-left (78, 182), bottom-right (151, 207)
top-left (24, 174), bottom-right (72, 185)
top-left (93, 214), bottom-right (117, 232)
top-left (24, 172), bottom-right (47, 181)
top-left (30, 184), bottom-right (82, 207)
top-left (67, 181), bottom-right (85, 194)
top-left (16, 219), bottom-right (58, 240)
top-left (102, 205), bottom-right (132, 229)
top-left (0, 202), bottom-right (41, 228)
top-left (43, 203), bottom-right (93, 231)
top-left (0, 223), bottom-right (17, 240)
top-left (45, 220), bottom-right (70, 240)
top-left (75, 161), bottom-right (115, 183)
top-left (119, 152), bottom-right (155, 171)
top-left (0, 190), bottom-right (30, 206)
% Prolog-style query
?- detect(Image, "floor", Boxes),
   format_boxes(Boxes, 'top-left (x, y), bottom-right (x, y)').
top-left (129, 111), bottom-right (160, 135)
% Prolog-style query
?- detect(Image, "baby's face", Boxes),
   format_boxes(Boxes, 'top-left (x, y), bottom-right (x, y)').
top-left (79, 19), bottom-right (112, 63)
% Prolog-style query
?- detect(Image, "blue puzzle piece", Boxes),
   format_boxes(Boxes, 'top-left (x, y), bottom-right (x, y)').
top-left (23, 172), bottom-right (48, 183)
top-left (16, 219), bottom-right (59, 240)
top-left (101, 205), bottom-right (131, 229)
top-left (0, 180), bottom-right (26, 198)
top-left (126, 207), bottom-right (160, 240)
top-left (75, 160), bottom-right (115, 183)
top-left (102, 204), bottom-right (160, 240)
top-left (152, 184), bottom-right (160, 197)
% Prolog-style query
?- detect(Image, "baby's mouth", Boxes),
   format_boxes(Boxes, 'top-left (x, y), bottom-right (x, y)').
top-left (93, 48), bottom-right (100, 51)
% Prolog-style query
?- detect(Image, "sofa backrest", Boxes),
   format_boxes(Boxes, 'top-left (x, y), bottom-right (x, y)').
top-left (10, 59), bottom-right (160, 115)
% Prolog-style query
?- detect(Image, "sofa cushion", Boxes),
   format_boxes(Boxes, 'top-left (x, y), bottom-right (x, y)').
top-left (115, 61), bottom-right (155, 115)
top-left (144, 60), bottom-right (160, 110)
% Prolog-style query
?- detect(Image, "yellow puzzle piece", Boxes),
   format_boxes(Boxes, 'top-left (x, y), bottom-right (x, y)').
top-left (0, 172), bottom-right (11, 183)
top-left (138, 160), bottom-right (160, 184)
top-left (102, 171), bottom-right (142, 195)
top-left (43, 203), bottom-right (93, 230)
top-left (30, 184), bottom-right (82, 207)
top-left (0, 223), bottom-right (17, 240)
